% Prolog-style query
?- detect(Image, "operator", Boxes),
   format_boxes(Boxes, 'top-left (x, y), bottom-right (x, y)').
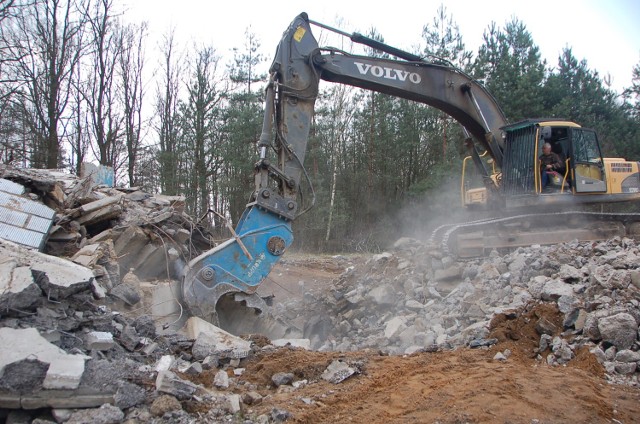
top-left (539, 142), bottom-right (563, 190)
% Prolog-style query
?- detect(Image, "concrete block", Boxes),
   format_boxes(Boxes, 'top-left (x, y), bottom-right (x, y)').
top-left (154, 355), bottom-right (175, 372)
top-left (213, 369), bottom-right (229, 389)
top-left (227, 394), bottom-right (242, 414)
top-left (85, 332), bottom-right (115, 351)
top-left (186, 317), bottom-right (251, 360)
top-left (0, 328), bottom-right (88, 390)
top-left (43, 356), bottom-right (86, 390)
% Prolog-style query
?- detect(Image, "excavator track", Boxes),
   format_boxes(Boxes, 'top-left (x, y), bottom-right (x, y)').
top-left (429, 211), bottom-right (640, 258)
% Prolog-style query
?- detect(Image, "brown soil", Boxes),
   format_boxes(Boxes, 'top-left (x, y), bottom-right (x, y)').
top-left (207, 255), bottom-right (640, 423)
top-left (240, 347), bottom-right (640, 424)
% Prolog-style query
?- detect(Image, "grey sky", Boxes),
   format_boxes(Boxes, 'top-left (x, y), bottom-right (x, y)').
top-left (122, 0), bottom-right (640, 93)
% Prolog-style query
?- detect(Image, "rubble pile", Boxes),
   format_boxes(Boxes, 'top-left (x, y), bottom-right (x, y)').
top-left (291, 237), bottom-right (640, 382)
top-left (1, 165), bottom-right (213, 283)
top-left (0, 167), bottom-right (282, 422)
top-left (0, 166), bottom-right (362, 423)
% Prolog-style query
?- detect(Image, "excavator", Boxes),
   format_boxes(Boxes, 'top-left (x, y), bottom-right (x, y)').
top-left (181, 13), bottom-right (640, 329)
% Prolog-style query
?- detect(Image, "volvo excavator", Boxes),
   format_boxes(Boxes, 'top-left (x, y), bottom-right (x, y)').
top-left (181, 13), bottom-right (640, 330)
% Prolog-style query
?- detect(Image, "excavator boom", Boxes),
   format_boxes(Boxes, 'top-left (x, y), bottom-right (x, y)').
top-left (181, 12), bottom-right (509, 326)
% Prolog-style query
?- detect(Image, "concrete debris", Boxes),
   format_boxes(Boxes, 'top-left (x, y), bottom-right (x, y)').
top-left (155, 370), bottom-right (198, 400)
top-left (113, 381), bottom-right (146, 409)
top-left (214, 369), bottom-right (230, 389)
top-left (321, 360), bottom-right (357, 384)
top-left (66, 403), bottom-right (124, 424)
top-left (155, 355), bottom-right (175, 372)
top-left (84, 331), bottom-right (115, 351)
top-left (187, 317), bottom-right (251, 360)
top-left (597, 313), bottom-right (638, 350)
top-left (243, 390), bottom-right (263, 405)
top-left (276, 235), bottom-right (640, 384)
top-left (1, 240), bottom-right (94, 301)
top-left (0, 261), bottom-right (41, 313)
top-left (271, 372), bottom-right (294, 387)
top-left (271, 408), bottom-right (294, 422)
top-left (226, 393), bottom-right (242, 414)
top-left (493, 352), bottom-right (507, 361)
top-left (1, 162), bottom-right (640, 420)
top-left (0, 328), bottom-right (88, 390)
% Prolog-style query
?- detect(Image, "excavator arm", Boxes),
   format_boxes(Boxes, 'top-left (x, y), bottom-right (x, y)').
top-left (181, 12), bottom-right (508, 323)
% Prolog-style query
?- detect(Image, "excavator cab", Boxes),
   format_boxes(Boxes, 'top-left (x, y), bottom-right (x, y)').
top-left (496, 119), bottom-right (640, 209)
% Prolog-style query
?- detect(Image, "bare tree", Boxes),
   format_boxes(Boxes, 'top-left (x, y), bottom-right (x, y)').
top-left (117, 21), bottom-right (147, 186)
top-left (4, 0), bottom-right (86, 168)
top-left (181, 44), bottom-right (224, 218)
top-left (155, 29), bottom-right (182, 195)
top-left (68, 56), bottom-right (88, 174)
top-left (82, 0), bottom-right (122, 170)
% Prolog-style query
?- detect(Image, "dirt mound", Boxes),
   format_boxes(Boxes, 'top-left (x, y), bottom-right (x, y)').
top-left (490, 302), bottom-right (564, 355)
top-left (234, 345), bottom-right (640, 424)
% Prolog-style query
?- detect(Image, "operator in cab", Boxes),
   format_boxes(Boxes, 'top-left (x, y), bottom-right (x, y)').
top-left (539, 142), bottom-right (563, 190)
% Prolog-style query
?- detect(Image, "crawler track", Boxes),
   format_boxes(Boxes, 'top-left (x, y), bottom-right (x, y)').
top-left (429, 211), bottom-right (640, 257)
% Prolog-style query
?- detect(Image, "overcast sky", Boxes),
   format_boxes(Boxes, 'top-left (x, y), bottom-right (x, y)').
top-left (121, 0), bottom-right (640, 94)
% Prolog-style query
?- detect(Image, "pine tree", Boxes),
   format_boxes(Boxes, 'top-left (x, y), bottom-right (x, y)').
top-left (472, 18), bottom-right (545, 121)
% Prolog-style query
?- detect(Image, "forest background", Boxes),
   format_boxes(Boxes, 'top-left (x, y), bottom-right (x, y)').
top-left (1, 0), bottom-right (640, 252)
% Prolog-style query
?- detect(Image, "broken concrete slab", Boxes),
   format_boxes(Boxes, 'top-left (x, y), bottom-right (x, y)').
top-left (76, 204), bottom-right (122, 227)
top-left (71, 243), bottom-right (104, 268)
top-left (113, 226), bottom-right (149, 270)
top-left (321, 360), bottom-right (356, 384)
top-left (0, 240), bottom-right (94, 300)
top-left (0, 261), bottom-right (41, 314)
top-left (185, 317), bottom-right (251, 360)
top-left (155, 370), bottom-right (198, 400)
top-left (0, 328), bottom-right (89, 390)
top-left (45, 356), bottom-right (88, 390)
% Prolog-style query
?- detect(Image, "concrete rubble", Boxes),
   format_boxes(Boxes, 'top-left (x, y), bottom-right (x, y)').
top-left (280, 236), bottom-right (640, 385)
top-left (1, 164), bottom-right (640, 421)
